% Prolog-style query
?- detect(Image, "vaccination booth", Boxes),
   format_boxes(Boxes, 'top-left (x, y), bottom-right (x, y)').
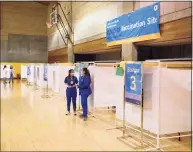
top-left (113, 61), bottom-right (191, 150)
top-left (73, 61), bottom-right (122, 116)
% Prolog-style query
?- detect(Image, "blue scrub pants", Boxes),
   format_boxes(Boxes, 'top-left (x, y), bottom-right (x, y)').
top-left (81, 95), bottom-right (88, 118)
top-left (66, 88), bottom-right (77, 112)
top-left (9, 74), bottom-right (14, 83)
top-left (3, 77), bottom-right (7, 84)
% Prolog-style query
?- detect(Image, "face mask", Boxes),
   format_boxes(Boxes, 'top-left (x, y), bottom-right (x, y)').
top-left (71, 73), bottom-right (74, 76)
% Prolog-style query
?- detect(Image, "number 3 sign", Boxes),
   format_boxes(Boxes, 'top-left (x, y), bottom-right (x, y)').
top-left (125, 63), bottom-right (142, 105)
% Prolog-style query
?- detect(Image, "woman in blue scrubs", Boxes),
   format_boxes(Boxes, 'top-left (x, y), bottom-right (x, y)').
top-left (64, 69), bottom-right (78, 116)
top-left (79, 68), bottom-right (92, 121)
top-left (9, 65), bottom-right (14, 84)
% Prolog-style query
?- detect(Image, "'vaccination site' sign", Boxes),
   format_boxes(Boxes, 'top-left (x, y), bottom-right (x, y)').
top-left (106, 2), bottom-right (160, 46)
top-left (125, 63), bottom-right (142, 105)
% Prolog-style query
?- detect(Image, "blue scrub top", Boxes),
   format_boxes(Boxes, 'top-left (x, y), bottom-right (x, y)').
top-left (64, 76), bottom-right (78, 87)
top-left (79, 75), bottom-right (92, 96)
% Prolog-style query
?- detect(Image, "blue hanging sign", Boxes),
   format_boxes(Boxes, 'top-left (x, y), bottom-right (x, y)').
top-left (27, 66), bottom-right (31, 76)
top-left (44, 64), bottom-right (48, 81)
top-left (125, 63), bottom-right (142, 105)
top-left (106, 2), bottom-right (160, 46)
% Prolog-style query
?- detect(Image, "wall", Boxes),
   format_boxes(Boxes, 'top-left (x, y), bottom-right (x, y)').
top-left (48, 47), bottom-right (68, 63)
top-left (72, 1), bottom-right (191, 45)
top-left (47, 2), bottom-right (72, 51)
top-left (47, 2), bottom-right (133, 51)
top-left (134, 1), bottom-right (192, 23)
top-left (138, 44), bottom-right (192, 61)
top-left (72, 2), bottom-right (133, 44)
top-left (48, 2), bottom-right (192, 62)
top-left (95, 51), bottom-right (121, 61)
top-left (1, 2), bottom-right (48, 63)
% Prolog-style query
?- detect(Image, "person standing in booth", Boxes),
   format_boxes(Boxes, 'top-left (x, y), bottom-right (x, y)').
top-left (9, 65), bottom-right (14, 84)
top-left (78, 68), bottom-right (92, 121)
top-left (64, 69), bottom-right (78, 116)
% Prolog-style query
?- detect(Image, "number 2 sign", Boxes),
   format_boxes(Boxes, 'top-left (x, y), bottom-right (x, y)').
top-left (125, 63), bottom-right (142, 105)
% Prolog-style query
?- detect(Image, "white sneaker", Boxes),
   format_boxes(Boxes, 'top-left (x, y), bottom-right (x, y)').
top-left (66, 112), bottom-right (70, 115)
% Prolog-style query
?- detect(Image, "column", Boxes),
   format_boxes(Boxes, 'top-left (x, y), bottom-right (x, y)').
top-left (121, 43), bottom-right (138, 61)
top-left (67, 43), bottom-right (74, 63)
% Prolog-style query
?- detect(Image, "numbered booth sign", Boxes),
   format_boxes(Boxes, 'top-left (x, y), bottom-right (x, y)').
top-left (44, 64), bottom-right (48, 81)
top-left (125, 63), bottom-right (142, 105)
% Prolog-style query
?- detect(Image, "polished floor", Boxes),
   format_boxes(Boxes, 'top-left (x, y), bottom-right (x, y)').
top-left (1, 81), bottom-right (191, 151)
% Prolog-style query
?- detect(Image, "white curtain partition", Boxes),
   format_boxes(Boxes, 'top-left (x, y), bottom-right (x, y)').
top-left (116, 64), bottom-right (191, 135)
top-left (87, 65), bottom-right (95, 109)
top-left (52, 64), bottom-right (60, 93)
top-left (94, 65), bottom-right (124, 108)
top-left (48, 64), bottom-right (53, 89)
top-left (36, 64), bottom-right (44, 87)
top-left (21, 65), bottom-right (27, 79)
top-left (28, 65), bottom-right (34, 83)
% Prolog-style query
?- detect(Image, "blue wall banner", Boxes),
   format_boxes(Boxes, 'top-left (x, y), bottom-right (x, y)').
top-left (106, 2), bottom-right (160, 46)
top-left (44, 64), bottom-right (48, 81)
top-left (27, 66), bottom-right (31, 76)
top-left (125, 63), bottom-right (142, 105)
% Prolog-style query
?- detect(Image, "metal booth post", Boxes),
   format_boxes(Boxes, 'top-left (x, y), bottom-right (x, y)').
top-left (117, 62), bottom-right (145, 150)
top-left (41, 64), bottom-right (50, 98)
top-left (26, 75), bottom-right (29, 86)
top-left (33, 65), bottom-right (38, 91)
top-left (26, 65), bottom-right (32, 86)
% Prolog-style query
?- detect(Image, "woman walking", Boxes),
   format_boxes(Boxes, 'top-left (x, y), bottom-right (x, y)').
top-left (78, 68), bottom-right (92, 121)
top-left (9, 65), bottom-right (14, 84)
top-left (64, 69), bottom-right (78, 116)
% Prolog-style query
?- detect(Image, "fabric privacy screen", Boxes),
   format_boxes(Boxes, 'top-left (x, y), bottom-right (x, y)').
top-left (48, 64), bottom-right (53, 89)
top-left (52, 64), bottom-right (60, 93)
top-left (87, 65), bottom-right (95, 109)
top-left (94, 66), bottom-right (124, 108)
top-left (36, 64), bottom-right (44, 87)
top-left (21, 65), bottom-right (27, 79)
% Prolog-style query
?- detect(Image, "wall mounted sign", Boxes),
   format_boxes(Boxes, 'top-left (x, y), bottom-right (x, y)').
top-left (106, 2), bottom-right (160, 46)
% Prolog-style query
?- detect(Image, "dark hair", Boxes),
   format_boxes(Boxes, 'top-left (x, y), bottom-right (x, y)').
top-left (3, 65), bottom-right (7, 70)
top-left (68, 69), bottom-right (74, 78)
top-left (82, 67), bottom-right (91, 78)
